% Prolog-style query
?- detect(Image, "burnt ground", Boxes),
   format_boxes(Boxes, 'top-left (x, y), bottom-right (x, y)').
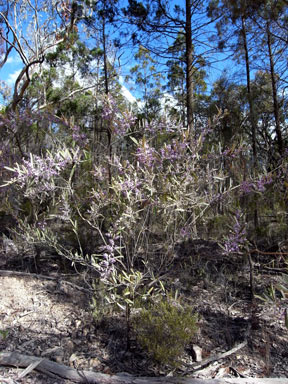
top-left (0, 237), bottom-right (287, 383)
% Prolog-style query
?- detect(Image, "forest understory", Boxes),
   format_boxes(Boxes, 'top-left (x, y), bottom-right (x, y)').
top-left (0, 237), bottom-right (287, 383)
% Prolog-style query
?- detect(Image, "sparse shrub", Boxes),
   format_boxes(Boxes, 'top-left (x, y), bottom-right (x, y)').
top-left (133, 296), bottom-right (198, 367)
top-left (0, 328), bottom-right (9, 340)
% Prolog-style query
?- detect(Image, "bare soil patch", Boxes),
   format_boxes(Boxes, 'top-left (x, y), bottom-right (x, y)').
top-left (0, 238), bottom-right (287, 383)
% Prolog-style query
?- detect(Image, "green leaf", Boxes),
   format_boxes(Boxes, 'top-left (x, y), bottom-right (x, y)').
top-left (147, 287), bottom-right (154, 295)
top-left (4, 166), bottom-right (18, 172)
top-left (159, 280), bottom-right (165, 292)
top-left (69, 163), bottom-right (77, 185)
top-left (117, 303), bottom-right (125, 310)
top-left (129, 136), bottom-right (138, 145)
top-left (122, 270), bottom-right (129, 280)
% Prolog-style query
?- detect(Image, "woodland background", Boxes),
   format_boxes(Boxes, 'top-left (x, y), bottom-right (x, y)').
top-left (0, 0), bottom-right (287, 379)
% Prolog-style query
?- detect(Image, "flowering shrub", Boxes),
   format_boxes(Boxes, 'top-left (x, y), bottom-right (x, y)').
top-left (1, 98), bottom-right (233, 328)
top-left (3, 94), bottom-right (285, 326)
top-left (102, 94), bottom-right (136, 136)
top-left (3, 147), bottom-right (81, 201)
top-left (239, 174), bottom-right (273, 195)
top-left (0, 99), bottom-right (234, 273)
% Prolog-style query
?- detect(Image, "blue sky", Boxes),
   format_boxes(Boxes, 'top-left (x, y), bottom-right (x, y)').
top-left (0, 0), bottom-right (240, 105)
top-left (1, 55), bottom-right (23, 85)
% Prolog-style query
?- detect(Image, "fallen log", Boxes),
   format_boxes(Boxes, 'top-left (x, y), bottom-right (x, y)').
top-left (0, 352), bottom-right (287, 384)
top-left (183, 341), bottom-right (248, 372)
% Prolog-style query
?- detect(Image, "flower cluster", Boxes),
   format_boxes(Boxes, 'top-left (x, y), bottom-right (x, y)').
top-left (111, 155), bottom-right (132, 175)
top-left (0, 111), bottom-right (33, 134)
top-left (222, 145), bottom-right (244, 159)
top-left (102, 94), bottom-right (136, 136)
top-left (97, 233), bottom-right (118, 279)
top-left (116, 110), bottom-right (136, 136)
top-left (223, 210), bottom-right (247, 254)
top-left (102, 94), bottom-right (118, 121)
top-left (71, 125), bottom-right (88, 147)
top-left (240, 180), bottom-right (254, 194)
top-left (159, 140), bottom-right (187, 161)
top-left (136, 140), bottom-right (157, 168)
top-left (59, 195), bottom-right (72, 221)
top-left (239, 174), bottom-right (273, 195)
top-left (5, 147), bottom-right (81, 199)
top-left (144, 118), bottom-right (181, 135)
top-left (180, 226), bottom-right (192, 239)
top-left (256, 174), bottom-right (273, 192)
top-left (93, 164), bottom-right (109, 182)
top-left (116, 175), bottom-right (142, 199)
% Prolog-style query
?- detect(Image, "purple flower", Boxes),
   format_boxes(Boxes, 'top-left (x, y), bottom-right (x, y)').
top-left (93, 165), bottom-right (108, 181)
top-left (97, 232), bottom-right (120, 279)
top-left (136, 141), bottom-right (156, 167)
top-left (102, 94), bottom-right (118, 121)
top-left (180, 226), bottom-right (191, 239)
top-left (223, 210), bottom-right (247, 254)
top-left (240, 174), bottom-right (273, 196)
top-left (144, 118), bottom-right (182, 135)
top-left (240, 180), bottom-right (254, 195)
top-left (102, 94), bottom-right (136, 137)
top-left (71, 125), bottom-right (88, 147)
top-left (256, 175), bottom-right (273, 192)
top-left (159, 139), bottom-right (188, 161)
top-left (5, 147), bottom-right (81, 199)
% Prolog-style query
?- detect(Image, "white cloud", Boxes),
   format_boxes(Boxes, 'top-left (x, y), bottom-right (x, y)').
top-left (6, 69), bottom-right (22, 85)
top-left (119, 75), bottom-right (139, 104)
top-left (121, 85), bottom-right (137, 104)
top-left (6, 55), bottom-right (22, 65)
top-left (0, 54), bottom-right (22, 66)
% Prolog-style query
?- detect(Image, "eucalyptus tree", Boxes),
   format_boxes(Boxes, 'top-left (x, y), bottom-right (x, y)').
top-left (250, 71), bottom-right (281, 164)
top-left (129, 45), bottom-right (163, 120)
top-left (166, 32), bottom-right (206, 125)
top-left (251, 0), bottom-right (288, 157)
top-left (207, 0), bottom-right (260, 168)
top-left (209, 75), bottom-right (245, 148)
top-left (123, 0), bottom-right (215, 133)
top-left (83, 0), bottom-right (124, 96)
top-left (0, 0), bottom-right (80, 111)
top-left (208, 0), bottom-right (288, 158)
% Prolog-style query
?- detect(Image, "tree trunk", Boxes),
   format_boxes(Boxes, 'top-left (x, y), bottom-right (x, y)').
top-left (102, 17), bottom-right (109, 96)
top-left (102, 9), bottom-right (112, 183)
top-left (241, 16), bottom-right (257, 166)
top-left (185, 0), bottom-right (194, 134)
top-left (241, 15), bottom-right (258, 228)
top-left (266, 22), bottom-right (284, 156)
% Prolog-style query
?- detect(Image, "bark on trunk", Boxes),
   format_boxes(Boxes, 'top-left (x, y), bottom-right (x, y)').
top-left (102, 9), bottom-right (112, 183)
top-left (185, 0), bottom-right (194, 134)
top-left (102, 17), bottom-right (109, 96)
top-left (266, 22), bottom-right (284, 156)
top-left (241, 15), bottom-right (258, 228)
top-left (241, 16), bottom-right (257, 166)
